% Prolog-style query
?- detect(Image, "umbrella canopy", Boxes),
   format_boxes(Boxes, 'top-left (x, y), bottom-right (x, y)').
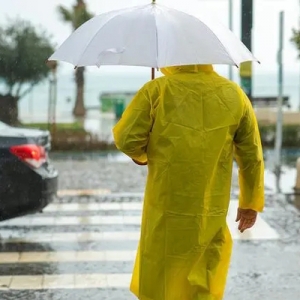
top-left (48, 2), bottom-right (259, 68)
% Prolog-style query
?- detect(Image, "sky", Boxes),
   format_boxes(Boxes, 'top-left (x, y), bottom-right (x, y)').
top-left (0, 0), bottom-right (299, 76)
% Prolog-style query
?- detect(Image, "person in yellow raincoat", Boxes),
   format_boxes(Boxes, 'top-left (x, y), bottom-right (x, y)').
top-left (113, 64), bottom-right (264, 300)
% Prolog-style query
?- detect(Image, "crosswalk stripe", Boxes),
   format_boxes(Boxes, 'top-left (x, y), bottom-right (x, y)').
top-left (0, 231), bottom-right (140, 243)
top-left (57, 189), bottom-right (111, 196)
top-left (0, 216), bottom-right (142, 226)
top-left (0, 251), bottom-right (136, 264)
top-left (0, 201), bottom-right (279, 240)
top-left (57, 191), bottom-right (144, 198)
top-left (0, 273), bottom-right (132, 290)
top-left (0, 196), bottom-right (280, 293)
top-left (43, 202), bottom-right (143, 212)
top-left (46, 198), bottom-right (240, 212)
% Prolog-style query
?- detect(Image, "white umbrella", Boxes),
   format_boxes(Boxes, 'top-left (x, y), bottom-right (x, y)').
top-left (48, 1), bottom-right (259, 78)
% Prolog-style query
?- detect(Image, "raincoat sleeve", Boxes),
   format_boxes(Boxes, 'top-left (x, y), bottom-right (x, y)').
top-left (234, 88), bottom-right (265, 212)
top-left (113, 86), bottom-right (153, 164)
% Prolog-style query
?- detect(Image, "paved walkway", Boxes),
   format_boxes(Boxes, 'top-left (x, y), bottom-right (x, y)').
top-left (0, 190), bottom-right (284, 300)
top-left (0, 157), bottom-right (299, 299)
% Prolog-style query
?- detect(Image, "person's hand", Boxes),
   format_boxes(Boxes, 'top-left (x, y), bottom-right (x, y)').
top-left (235, 208), bottom-right (258, 233)
top-left (132, 159), bottom-right (147, 166)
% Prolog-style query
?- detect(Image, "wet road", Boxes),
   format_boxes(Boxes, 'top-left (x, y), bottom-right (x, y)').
top-left (0, 156), bottom-right (299, 299)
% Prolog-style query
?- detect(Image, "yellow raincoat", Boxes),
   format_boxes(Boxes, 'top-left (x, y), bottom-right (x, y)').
top-left (113, 65), bottom-right (264, 300)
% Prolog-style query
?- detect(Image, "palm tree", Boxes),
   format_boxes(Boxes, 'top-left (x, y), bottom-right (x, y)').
top-left (57, 0), bottom-right (93, 117)
top-left (292, 31), bottom-right (300, 56)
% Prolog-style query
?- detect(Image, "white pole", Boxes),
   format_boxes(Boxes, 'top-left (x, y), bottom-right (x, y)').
top-left (274, 11), bottom-right (284, 191)
top-left (228, 0), bottom-right (233, 80)
top-left (48, 76), bottom-right (53, 130)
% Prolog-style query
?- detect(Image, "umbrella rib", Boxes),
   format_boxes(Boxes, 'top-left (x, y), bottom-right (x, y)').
top-left (157, 5), bottom-right (242, 66)
top-left (75, 12), bottom-right (127, 67)
top-left (75, 5), bottom-right (153, 67)
top-left (195, 19), bottom-right (237, 66)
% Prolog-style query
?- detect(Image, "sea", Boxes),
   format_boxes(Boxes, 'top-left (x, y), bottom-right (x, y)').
top-left (14, 68), bottom-right (300, 122)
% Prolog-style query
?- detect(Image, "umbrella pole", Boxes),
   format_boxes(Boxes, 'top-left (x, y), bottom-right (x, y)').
top-left (151, 68), bottom-right (155, 80)
top-left (151, 0), bottom-right (156, 80)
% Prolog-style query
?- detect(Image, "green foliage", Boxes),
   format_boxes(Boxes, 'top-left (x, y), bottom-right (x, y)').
top-left (291, 28), bottom-right (300, 57)
top-left (0, 19), bottom-right (54, 99)
top-left (57, 0), bottom-right (94, 30)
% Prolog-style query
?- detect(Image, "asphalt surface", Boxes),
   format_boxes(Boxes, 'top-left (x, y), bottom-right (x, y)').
top-left (0, 154), bottom-right (299, 300)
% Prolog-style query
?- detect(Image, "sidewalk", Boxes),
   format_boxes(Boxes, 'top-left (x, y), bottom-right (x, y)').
top-left (52, 156), bottom-right (300, 299)
top-left (0, 156), bottom-right (297, 299)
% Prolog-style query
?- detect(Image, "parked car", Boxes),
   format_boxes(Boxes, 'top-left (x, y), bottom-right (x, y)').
top-left (0, 121), bottom-right (58, 221)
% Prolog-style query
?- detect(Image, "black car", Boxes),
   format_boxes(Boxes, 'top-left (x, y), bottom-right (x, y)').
top-left (0, 121), bottom-right (58, 221)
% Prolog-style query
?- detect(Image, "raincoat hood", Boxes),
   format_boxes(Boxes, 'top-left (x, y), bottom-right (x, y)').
top-left (160, 64), bottom-right (214, 76)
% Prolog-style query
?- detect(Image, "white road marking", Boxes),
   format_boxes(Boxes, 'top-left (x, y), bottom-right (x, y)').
top-left (0, 201), bottom-right (279, 240)
top-left (0, 251), bottom-right (136, 264)
top-left (0, 198), bottom-right (280, 291)
top-left (0, 274), bottom-right (132, 290)
top-left (57, 189), bottom-right (111, 196)
top-left (43, 201), bottom-right (143, 212)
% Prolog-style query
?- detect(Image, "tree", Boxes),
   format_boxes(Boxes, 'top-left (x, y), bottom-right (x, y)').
top-left (57, 0), bottom-right (94, 117)
top-left (291, 27), bottom-right (300, 57)
top-left (0, 19), bottom-right (54, 125)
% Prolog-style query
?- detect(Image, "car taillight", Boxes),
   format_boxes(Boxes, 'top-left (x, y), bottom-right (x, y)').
top-left (10, 144), bottom-right (46, 169)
